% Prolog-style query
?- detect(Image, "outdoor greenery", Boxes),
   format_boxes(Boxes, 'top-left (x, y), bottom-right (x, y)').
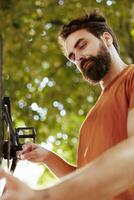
top-left (0, 0), bottom-right (134, 187)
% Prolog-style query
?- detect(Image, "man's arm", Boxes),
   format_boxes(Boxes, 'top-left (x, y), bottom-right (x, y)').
top-left (1, 109), bottom-right (134, 200)
top-left (37, 108), bottom-right (134, 200)
top-left (19, 143), bottom-right (76, 178)
top-left (2, 132), bottom-right (134, 200)
top-left (42, 150), bottom-right (76, 177)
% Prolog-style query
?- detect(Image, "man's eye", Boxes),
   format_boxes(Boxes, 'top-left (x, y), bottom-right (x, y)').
top-left (79, 43), bottom-right (86, 49)
top-left (69, 55), bottom-right (75, 62)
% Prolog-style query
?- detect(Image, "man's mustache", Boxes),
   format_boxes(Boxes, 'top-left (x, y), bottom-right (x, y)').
top-left (80, 57), bottom-right (95, 71)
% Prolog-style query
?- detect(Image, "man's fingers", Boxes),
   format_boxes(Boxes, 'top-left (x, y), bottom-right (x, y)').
top-left (22, 142), bottom-right (33, 152)
top-left (17, 143), bottom-right (34, 159)
top-left (0, 169), bottom-right (21, 190)
top-left (0, 169), bottom-right (34, 200)
top-left (1, 190), bottom-right (22, 200)
top-left (22, 142), bottom-right (38, 153)
top-left (1, 191), bottom-right (15, 200)
top-left (20, 151), bottom-right (36, 160)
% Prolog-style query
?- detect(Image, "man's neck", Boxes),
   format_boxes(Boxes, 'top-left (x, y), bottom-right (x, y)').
top-left (100, 58), bottom-right (128, 90)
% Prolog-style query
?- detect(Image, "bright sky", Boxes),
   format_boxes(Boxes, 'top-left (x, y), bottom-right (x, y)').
top-left (14, 161), bottom-right (45, 189)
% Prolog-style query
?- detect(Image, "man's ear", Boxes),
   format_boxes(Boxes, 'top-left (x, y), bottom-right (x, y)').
top-left (101, 32), bottom-right (113, 47)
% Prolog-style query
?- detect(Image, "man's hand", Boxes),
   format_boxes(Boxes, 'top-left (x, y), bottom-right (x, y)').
top-left (17, 143), bottom-right (50, 163)
top-left (0, 169), bottom-right (36, 200)
top-left (18, 142), bottom-right (76, 178)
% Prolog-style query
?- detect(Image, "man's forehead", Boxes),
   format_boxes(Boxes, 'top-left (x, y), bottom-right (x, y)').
top-left (64, 29), bottom-right (93, 54)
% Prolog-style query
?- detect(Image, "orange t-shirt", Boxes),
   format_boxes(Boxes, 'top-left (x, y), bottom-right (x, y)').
top-left (77, 65), bottom-right (134, 200)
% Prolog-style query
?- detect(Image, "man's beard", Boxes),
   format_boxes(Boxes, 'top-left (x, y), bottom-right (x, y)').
top-left (80, 42), bottom-right (111, 84)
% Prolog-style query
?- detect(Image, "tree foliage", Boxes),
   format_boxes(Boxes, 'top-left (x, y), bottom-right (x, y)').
top-left (0, 0), bottom-right (134, 186)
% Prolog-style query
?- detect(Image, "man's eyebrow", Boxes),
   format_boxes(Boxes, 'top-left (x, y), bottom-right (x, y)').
top-left (68, 38), bottom-right (85, 59)
top-left (74, 38), bottom-right (85, 48)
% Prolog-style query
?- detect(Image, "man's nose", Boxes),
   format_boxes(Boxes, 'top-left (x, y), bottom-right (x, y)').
top-left (75, 55), bottom-right (84, 65)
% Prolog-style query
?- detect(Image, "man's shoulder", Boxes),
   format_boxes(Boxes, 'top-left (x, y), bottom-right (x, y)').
top-left (123, 64), bottom-right (134, 87)
top-left (123, 64), bottom-right (134, 78)
top-left (127, 64), bottom-right (134, 72)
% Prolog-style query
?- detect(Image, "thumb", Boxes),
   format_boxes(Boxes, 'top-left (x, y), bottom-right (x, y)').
top-left (20, 150), bottom-right (36, 160)
top-left (22, 142), bottom-right (33, 153)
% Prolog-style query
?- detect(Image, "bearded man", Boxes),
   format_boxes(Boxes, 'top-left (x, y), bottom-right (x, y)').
top-left (0, 10), bottom-right (134, 200)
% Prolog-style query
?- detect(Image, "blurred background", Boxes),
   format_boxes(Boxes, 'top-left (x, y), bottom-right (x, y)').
top-left (0, 0), bottom-right (134, 189)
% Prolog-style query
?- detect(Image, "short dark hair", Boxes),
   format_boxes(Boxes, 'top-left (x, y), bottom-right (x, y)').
top-left (59, 10), bottom-right (119, 53)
